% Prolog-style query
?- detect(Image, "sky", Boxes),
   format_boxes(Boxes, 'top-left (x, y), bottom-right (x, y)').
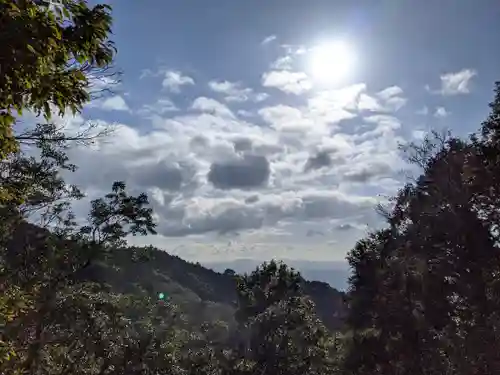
top-left (41, 0), bottom-right (500, 265)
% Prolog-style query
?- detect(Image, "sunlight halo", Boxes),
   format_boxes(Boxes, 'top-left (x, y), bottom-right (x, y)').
top-left (308, 40), bottom-right (356, 86)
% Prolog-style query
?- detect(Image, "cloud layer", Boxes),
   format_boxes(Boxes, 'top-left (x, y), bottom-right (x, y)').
top-left (30, 39), bottom-right (479, 262)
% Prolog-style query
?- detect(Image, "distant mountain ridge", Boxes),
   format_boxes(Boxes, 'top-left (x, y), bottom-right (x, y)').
top-left (204, 258), bottom-right (350, 291)
top-left (102, 248), bottom-right (347, 331)
top-left (5, 221), bottom-right (347, 331)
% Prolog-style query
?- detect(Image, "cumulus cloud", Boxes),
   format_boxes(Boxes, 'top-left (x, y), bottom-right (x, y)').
top-left (317, 84), bottom-right (407, 114)
top-left (207, 154), bottom-right (271, 190)
top-left (315, 84), bottom-right (365, 110)
top-left (133, 162), bottom-right (184, 191)
top-left (262, 70), bottom-right (312, 95)
top-left (208, 80), bottom-right (268, 103)
top-left (233, 138), bottom-right (253, 153)
top-left (100, 95), bottom-right (129, 112)
top-left (412, 129), bottom-right (427, 140)
top-left (304, 151), bottom-right (332, 172)
top-left (434, 106), bottom-right (449, 118)
top-left (162, 70), bottom-right (195, 92)
top-left (298, 190), bottom-right (377, 220)
top-left (154, 189), bottom-right (377, 237)
top-left (259, 105), bottom-right (316, 133)
top-left (191, 97), bottom-right (235, 118)
top-left (138, 98), bottom-right (178, 117)
top-left (271, 56), bottom-right (293, 70)
top-left (363, 115), bottom-right (401, 134)
top-left (430, 68), bottom-right (477, 96)
top-left (343, 160), bottom-right (393, 183)
top-left (357, 93), bottom-right (382, 112)
top-left (54, 68), bottom-right (410, 260)
top-left (377, 86), bottom-right (403, 100)
top-left (375, 86), bottom-right (407, 112)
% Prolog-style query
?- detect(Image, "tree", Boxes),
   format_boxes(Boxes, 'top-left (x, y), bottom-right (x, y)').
top-left (234, 261), bottom-right (339, 375)
top-left (344, 85), bottom-right (500, 374)
top-left (0, 0), bottom-right (115, 202)
top-left (223, 268), bottom-right (236, 277)
top-left (1, 180), bottom-right (158, 374)
top-left (235, 260), bottom-right (302, 324)
top-left (0, 2), bottom-right (189, 374)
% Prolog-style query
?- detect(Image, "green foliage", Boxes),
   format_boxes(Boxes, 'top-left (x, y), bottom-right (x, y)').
top-left (79, 181), bottom-right (157, 248)
top-left (1, 124), bottom-right (84, 216)
top-left (0, 0), bottom-right (114, 184)
top-left (235, 260), bottom-right (302, 324)
top-left (344, 84), bottom-right (500, 374)
top-left (233, 261), bottom-right (340, 375)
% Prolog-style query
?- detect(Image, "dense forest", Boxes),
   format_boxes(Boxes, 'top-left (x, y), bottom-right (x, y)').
top-left (2, 1), bottom-right (500, 374)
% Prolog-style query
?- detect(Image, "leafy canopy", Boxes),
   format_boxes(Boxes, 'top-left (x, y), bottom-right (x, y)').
top-left (0, 0), bottom-right (114, 161)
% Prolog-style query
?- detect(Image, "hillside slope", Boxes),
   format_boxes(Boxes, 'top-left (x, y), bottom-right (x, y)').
top-left (100, 247), bottom-right (347, 331)
top-left (5, 221), bottom-right (346, 331)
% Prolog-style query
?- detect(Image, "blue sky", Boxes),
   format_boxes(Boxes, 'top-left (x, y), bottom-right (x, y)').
top-left (54, 0), bottom-right (500, 264)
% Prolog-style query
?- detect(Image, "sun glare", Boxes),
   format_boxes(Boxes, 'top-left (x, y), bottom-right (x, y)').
top-left (308, 40), bottom-right (356, 85)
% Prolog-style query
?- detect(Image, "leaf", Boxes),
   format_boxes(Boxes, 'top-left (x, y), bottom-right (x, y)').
top-left (27, 45), bottom-right (36, 54)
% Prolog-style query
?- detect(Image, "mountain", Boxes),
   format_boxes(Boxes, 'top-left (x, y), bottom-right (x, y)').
top-left (100, 247), bottom-right (347, 331)
top-left (205, 258), bottom-right (351, 291)
top-left (5, 221), bottom-right (347, 332)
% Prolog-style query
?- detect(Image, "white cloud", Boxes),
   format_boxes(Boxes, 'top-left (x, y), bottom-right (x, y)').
top-left (100, 95), bottom-right (129, 112)
top-left (262, 70), bottom-right (312, 95)
top-left (208, 80), bottom-right (268, 103)
top-left (363, 115), bottom-right (402, 136)
top-left (162, 70), bottom-right (195, 92)
top-left (261, 35), bottom-right (277, 45)
top-left (153, 189), bottom-right (378, 238)
top-left (56, 74), bottom-right (412, 263)
top-left (138, 98), bottom-right (178, 117)
top-left (432, 68), bottom-right (477, 96)
top-left (434, 106), bottom-right (449, 118)
top-left (254, 93), bottom-right (270, 102)
top-left (237, 109), bottom-right (254, 118)
top-left (209, 80), bottom-right (238, 94)
top-left (412, 129), bottom-right (427, 140)
top-left (318, 84), bottom-right (407, 114)
top-left (358, 93), bottom-right (382, 112)
top-left (271, 56), bottom-right (293, 70)
top-left (375, 86), bottom-right (407, 112)
top-left (377, 86), bottom-right (403, 101)
top-left (191, 97), bottom-right (235, 118)
top-left (384, 96), bottom-right (407, 112)
top-left (259, 84), bottom-right (370, 136)
top-left (310, 84), bottom-right (365, 112)
top-left (259, 105), bottom-right (316, 133)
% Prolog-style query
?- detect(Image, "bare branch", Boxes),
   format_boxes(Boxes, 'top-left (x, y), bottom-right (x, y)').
top-left (15, 121), bottom-right (116, 148)
top-left (399, 128), bottom-right (452, 169)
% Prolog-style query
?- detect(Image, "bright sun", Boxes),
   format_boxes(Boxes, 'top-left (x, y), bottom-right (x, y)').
top-left (308, 41), bottom-right (356, 85)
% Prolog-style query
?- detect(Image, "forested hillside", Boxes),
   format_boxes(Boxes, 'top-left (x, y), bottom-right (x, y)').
top-left (5, 220), bottom-right (346, 332)
top-left (103, 246), bottom-right (347, 331)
